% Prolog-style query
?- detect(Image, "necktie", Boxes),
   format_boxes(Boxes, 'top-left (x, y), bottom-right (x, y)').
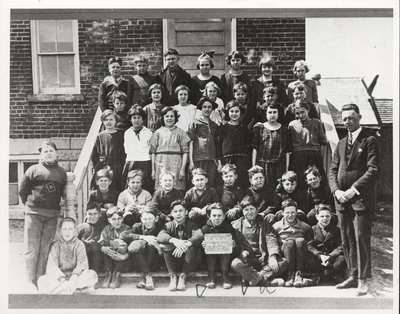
top-left (348, 132), bottom-right (353, 146)
top-left (177, 224), bottom-right (184, 240)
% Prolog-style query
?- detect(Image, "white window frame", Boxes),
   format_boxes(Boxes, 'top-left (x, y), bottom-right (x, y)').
top-left (30, 20), bottom-right (81, 95)
top-left (9, 156), bottom-right (39, 209)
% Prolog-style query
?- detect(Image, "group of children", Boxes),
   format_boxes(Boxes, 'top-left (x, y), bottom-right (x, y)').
top-left (23, 48), bottom-right (348, 294)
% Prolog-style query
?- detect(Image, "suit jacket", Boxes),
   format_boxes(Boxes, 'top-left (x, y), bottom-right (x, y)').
top-left (308, 222), bottom-right (343, 258)
top-left (156, 66), bottom-right (192, 106)
top-left (329, 129), bottom-right (379, 212)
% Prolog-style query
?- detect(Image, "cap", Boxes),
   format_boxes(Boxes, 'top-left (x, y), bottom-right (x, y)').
top-left (38, 141), bottom-right (58, 152)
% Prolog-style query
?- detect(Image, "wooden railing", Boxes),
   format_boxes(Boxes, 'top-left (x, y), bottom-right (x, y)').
top-left (73, 107), bottom-right (103, 223)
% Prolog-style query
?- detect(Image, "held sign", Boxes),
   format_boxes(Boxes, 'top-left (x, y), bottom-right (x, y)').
top-left (204, 233), bottom-right (233, 255)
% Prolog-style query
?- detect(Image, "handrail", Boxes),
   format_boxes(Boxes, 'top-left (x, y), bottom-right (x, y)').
top-left (73, 106), bottom-right (102, 222)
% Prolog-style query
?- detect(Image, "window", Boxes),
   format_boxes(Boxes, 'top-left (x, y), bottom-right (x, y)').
top-left (9, 160), bottom-right (37, 207)
top-left (31, 20), bottom-right (80, 94)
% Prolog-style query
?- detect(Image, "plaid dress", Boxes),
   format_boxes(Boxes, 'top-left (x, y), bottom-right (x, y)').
top-left (251, 123), bottom-right (288, 189)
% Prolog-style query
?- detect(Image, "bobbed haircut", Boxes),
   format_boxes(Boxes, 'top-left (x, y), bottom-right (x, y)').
top-left (259, 56), bottom-right (275, 70)
top-left (160, 106), bottom-right (180, 126)
top-left (148, 83), bottom-right (164, 97)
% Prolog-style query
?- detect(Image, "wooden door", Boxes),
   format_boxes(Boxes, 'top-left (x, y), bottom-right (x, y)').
top-left (166, 18), bottom-right (232, 77)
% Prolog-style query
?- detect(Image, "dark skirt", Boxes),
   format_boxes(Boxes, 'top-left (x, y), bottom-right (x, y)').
top-left (121, 160), bottom-right (154, 194)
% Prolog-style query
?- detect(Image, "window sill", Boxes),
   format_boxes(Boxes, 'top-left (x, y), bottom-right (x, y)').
top-left (27, 94), bottom-right (86, 103)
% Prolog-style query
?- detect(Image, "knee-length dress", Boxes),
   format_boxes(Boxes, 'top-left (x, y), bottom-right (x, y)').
top-left (149, 126), bottom-right (191, 191)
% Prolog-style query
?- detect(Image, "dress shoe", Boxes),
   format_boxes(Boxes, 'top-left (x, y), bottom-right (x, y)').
top-left (335, 276), bottom-right (357, 289)
top-left (356, 279), bottom-right (368, 296)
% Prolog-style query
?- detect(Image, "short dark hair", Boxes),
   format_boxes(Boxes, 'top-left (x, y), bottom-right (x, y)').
top-left (233, 82), bottom-right (248, 94)
top-left (226, 50), bottom-right (246, 65)
top-left (341, 103), bottom-right (360, 114)
top-left (170, 199), bottom-right (186, 211)
top-left (86, 201), bottom-right (101, 213)
top-left (112, 90), bottom-right (128, 103)
top-left (240, 195), bottom-right (257, 211)
top-left (282, 199), bottom-right (298, 210)
top-left (128, 105), bottom-right (146, 120)
top-left (160, 106), bottom-right (179, 126)
top-left (316, 204), bottom-right (332, 214)
top-left (304, 165), bottom-right (321, 178)
top-left (206, 202), bottom-right (227, 216)
top-left (224, 100), bottom-right (242, 119)
top-left (294, 99), bottom-right (309, 111)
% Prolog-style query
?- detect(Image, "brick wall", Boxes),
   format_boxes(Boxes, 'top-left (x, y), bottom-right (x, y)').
top-left (236, 18), bottom-right (306, 85)
top-left (9, 19), bottom-right (163, 139)
top-left (10, 18), bottom-right (304, 139)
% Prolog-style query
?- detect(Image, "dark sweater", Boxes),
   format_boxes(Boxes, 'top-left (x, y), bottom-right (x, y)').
top-left (120, 221), bottom-right (163, 245)
top-left (245, 186), bottom-right (280, 216)
top-left (19, 161), bottom-right (67, 216)
top-left (216, 184), bottom-right (245, 209)
top-left (157, 220), bottom-right (203, 247)
top-left (216, 123), bottom-right (252, 159)
top-left (151, 188), bottom-right (184, 217)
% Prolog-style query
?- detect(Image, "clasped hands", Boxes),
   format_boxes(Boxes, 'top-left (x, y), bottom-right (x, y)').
top-left (334, 189), bottom-right (356, 204)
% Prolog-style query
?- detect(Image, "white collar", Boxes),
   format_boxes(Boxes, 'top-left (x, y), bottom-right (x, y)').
top-left (349, 127), bottom-right (362, 143)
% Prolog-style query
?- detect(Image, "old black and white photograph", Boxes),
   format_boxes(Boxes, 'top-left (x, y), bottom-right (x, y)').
top-left (2, 1), bottom-right (398, 312)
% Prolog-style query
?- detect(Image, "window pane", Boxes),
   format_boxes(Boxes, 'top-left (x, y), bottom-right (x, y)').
top-left (9, 162), bottom-right (18, 183)
top-left (23, 162), bottom-right (37, 173)
top-left (38, 20), bottom-right (57, 52)
top-left (56, 20), bottom-right (73, 52)
top-left (9, 183), bottom-right (19, 205)
top-left (39, 56), bottom-right (58, 90)
top-left (59, 56), bottom-right (75, 87)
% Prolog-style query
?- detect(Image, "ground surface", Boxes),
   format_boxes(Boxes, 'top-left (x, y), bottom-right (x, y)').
top-left (7, 201), bottom-right (395, 308)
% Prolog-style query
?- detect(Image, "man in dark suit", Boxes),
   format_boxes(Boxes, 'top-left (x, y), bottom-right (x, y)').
top-left (329, 103), bottom-right (380, 296)
top-left (156, 48), bottom-right (192, 106)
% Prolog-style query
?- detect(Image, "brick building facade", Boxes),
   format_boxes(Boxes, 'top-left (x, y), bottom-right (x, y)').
top-left (10, 18), bottom-right (305, 140)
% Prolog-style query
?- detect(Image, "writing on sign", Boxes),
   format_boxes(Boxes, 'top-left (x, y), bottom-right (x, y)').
top-left (204, 233), bottom-right (232, 254)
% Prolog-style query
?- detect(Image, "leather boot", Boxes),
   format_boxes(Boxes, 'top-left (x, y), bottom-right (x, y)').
top-left (109, 271), bottom-right (121, 289)
top-left (335, 276), bottom-right (357, 289)
top-left (100, 271), bottom-right (112, 289)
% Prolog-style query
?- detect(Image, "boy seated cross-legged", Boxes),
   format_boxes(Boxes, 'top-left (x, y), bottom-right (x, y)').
top-left (37, 217), bottom-right (98, 295)
top-left (157, 200), bottom-right (203, 291)
top-left (231, 196), bottom-right (288, 287)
